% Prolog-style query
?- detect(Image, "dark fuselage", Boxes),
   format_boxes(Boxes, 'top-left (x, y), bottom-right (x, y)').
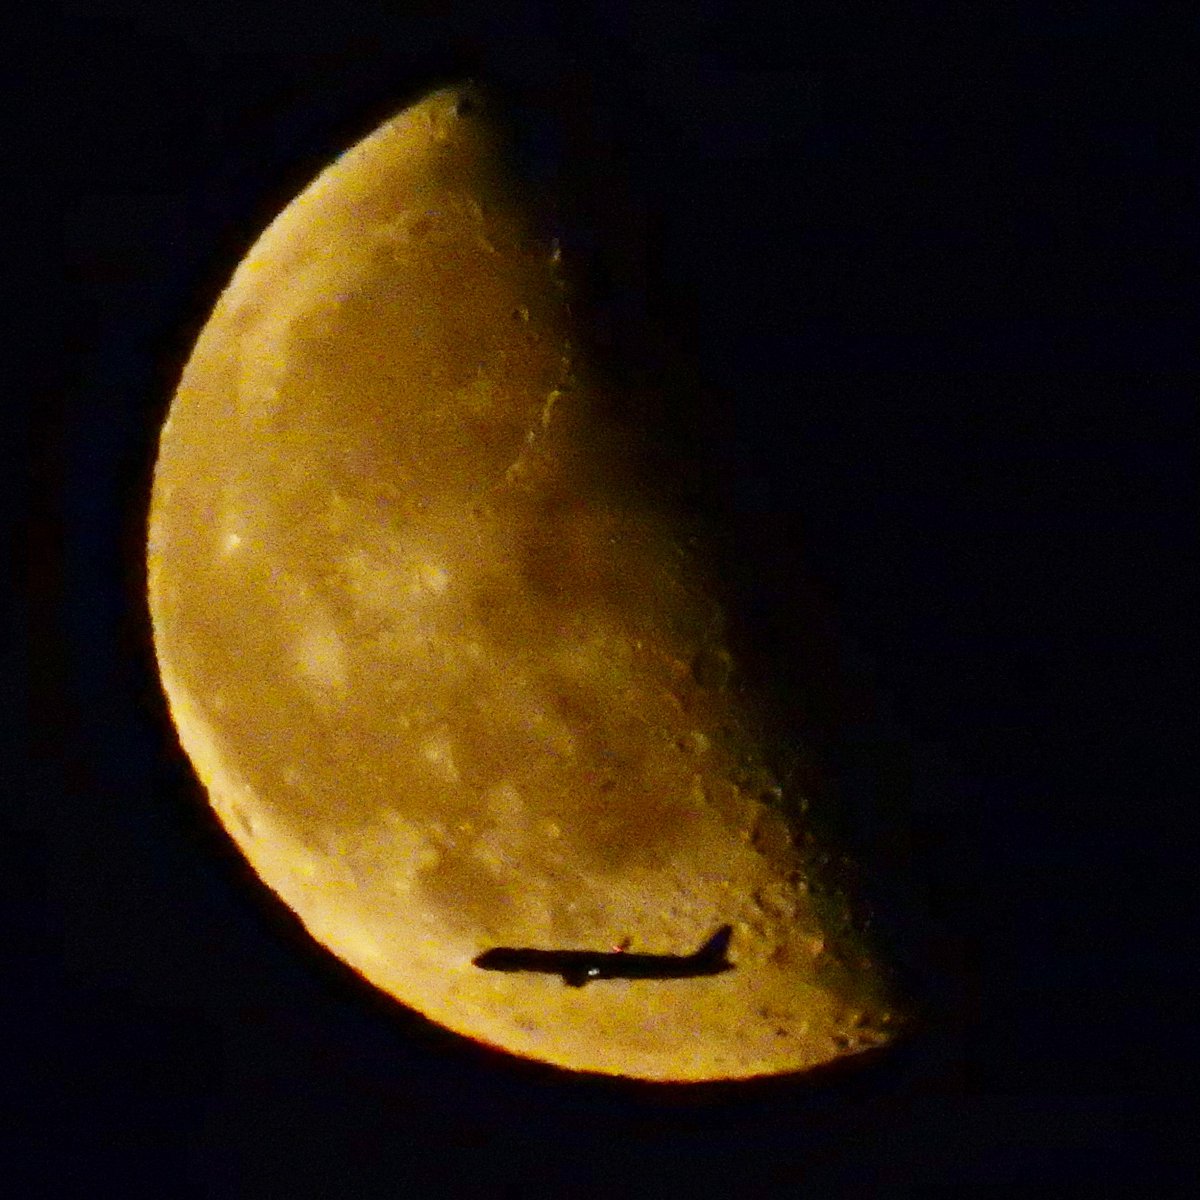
top-left (472, 925), bottom-right (734, 987)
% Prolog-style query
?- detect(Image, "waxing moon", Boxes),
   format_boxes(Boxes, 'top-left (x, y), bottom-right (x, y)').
top-left (147, 84), bottom-right (899, 1080)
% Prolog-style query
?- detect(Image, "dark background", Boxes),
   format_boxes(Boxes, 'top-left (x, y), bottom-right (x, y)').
top-left (8, 1), bottom-right (1191, 1192)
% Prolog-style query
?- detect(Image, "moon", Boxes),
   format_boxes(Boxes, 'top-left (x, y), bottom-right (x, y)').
top-left (147, 84), bottom-right (900, 1080)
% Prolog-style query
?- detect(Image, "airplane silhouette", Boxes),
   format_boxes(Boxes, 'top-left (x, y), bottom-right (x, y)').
top-left (472, 924), bottom-right (734, 987)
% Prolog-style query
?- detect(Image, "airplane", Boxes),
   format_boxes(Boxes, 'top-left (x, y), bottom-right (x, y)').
top-left (472, 924), bottom-right (734, 987)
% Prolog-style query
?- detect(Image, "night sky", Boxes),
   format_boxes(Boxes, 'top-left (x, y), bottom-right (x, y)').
top-left (9, 2), bottom-right (1190, 1192)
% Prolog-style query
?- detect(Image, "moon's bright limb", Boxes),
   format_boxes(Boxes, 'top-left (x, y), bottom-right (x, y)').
top-left (147, 84), bottom-right (900, 1080)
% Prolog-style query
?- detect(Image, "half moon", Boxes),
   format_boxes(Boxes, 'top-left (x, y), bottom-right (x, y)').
top-left (147, 84), bottom-right (900, 1080)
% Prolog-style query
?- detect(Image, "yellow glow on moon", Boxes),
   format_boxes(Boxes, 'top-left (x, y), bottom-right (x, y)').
top-left (148, 84), bottom-right (900, 1080)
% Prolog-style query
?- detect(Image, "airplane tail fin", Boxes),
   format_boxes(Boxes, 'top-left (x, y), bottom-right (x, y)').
top-left (694, 924), bottom-right (733, 965)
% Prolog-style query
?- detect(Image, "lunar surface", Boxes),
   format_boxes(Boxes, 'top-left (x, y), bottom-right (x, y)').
top-left (147, 84), bottom-right (900, 1080)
